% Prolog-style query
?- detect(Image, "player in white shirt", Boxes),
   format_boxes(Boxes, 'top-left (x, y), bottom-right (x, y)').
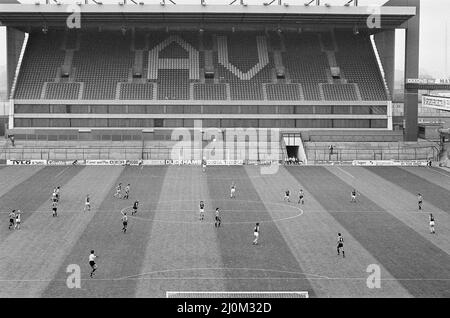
top-left (418, 193), bottom-right (423, 210)
top-left (230, 183), bottom-right (236, 199)
top-left (123, 184), bottom-right (131, 200)
top-left (121, 211), bottom-right (128, 233)
top-left (253, 223), bottom-right (260, 245)
top-left (114, 183), bottom-right (122, 198)
top-left (283, 190), bottom-right (290, 202)
top-left (429, 213), bottom-right (436, 234)
top-left (202, 158), bottom-right (207, 172)
top-left (55, 186), bottom-right (61, 202)
top-left (14, 210), bottom-right (21, 230)
top-left (89, 250), bottom-right (98, 277)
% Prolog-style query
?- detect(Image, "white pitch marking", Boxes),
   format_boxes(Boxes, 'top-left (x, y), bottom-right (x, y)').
top-left (428, 167), bottom-right (450, 179)
top-left (0, 209), bottom-right (444, 215)
top-left (53, 166), bottom-right (70, 179)
top-left (119, 201), bottom-right (304, 225)
top-left (335, 166), bottom-right (355, 179)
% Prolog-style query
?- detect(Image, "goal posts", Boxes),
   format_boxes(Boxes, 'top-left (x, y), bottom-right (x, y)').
top-left (166, 291), bottom-right (309, 298)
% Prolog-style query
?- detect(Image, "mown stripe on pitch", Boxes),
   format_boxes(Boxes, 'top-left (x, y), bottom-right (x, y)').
top-left (287, 166), bottom-right (450, 297)
top-left (134, 166), bottom-right (229, 297)
top-left (41, 166), bottom-right (167, 298)
top-left (367, 167), bottom-right (450, 214)
top-left (431, 167), bottom-right (450, 177)
top-left (206, 166), bottom-right (316, 296)
top-left (0, 166), bottom-right (84, 238)
top-left (0, 166), bottom-right (43, 197)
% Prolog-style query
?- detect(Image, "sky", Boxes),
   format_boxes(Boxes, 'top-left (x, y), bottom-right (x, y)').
top-left (0, 0), bottom-right (449, 98)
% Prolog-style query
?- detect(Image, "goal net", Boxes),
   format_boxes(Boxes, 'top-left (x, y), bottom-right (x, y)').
top-left (166, 291), bottom-right (309, 298)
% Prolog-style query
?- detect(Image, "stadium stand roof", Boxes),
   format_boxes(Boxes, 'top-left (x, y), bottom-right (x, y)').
top-left (0, 4), bottom-right (415, 30)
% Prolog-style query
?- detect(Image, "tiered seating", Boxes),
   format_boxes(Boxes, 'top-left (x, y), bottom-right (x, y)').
top-left (216, 32), bottom-right (272, 100)
top-left (282, 32), bottom-right (329, 100)
top-left (199, 51), bottom-right (205, 72)
top-left (266, 83), bottom-right (301, 100)
top-left (216, 32), bottom-right (272, 80)
top-left (142, 50), bottom-right (149, 78)
top-left (283, 53), bottom-right (329, 88)
top-left (134, 28), bottom-right (147, 50)
top-left (120, 83), bottom-right (153, 100)
top-left (193, 83), bottom-right (227, 100)
top-left (148, 31), bottom-right (168, 50)
top-left (157, 69), bottom-right (190, 100)
top-left (335, 31), bottom-right (387, 100)
top-left (65, 30), bottom-right (78, 50)
top-left (147, 33), bottom-right (199, 100)
top-left (149, 31), bottom-right (198, 52)
top-left (14, 30), bottom-right (388, 103)
top-left (45, 82), bottom-right (80, 99)
top-left (159, 42), bottom-right (189, 58)
top-left (301, 83), bottom-right (322, 101)
top-left (320, 31), bottom-right (334, 51)
top-left (230, 82), bottom-right (263, 100)
top-left (267, 31), bottom-right (282, 51)
top-left (15, 32), bottom-right (65, 99)
top-left (147, 34), bottom-right (200, 82)
top-left (73, 31), bottom-right (133, 100)
top-left (202, 32), bottom-right (214, 50)
top-left (322, 83), bottom-right (358, 101)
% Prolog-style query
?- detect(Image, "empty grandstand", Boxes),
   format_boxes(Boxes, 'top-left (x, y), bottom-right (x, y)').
top-left (13, 28), bottom-right (390, 100)
top-left (10, 28), bottom-right (392, 129)
top-left (0, 1), bottom-right (433, 163)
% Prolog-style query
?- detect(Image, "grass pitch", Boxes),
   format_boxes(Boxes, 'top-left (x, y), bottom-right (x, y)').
top-left (0, 165), bottom-right (449, 297)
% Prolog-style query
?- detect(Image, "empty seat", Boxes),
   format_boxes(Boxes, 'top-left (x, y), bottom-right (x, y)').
top-left (193, 83), bottom-right (227, 100)
top-left (322, 83), bottom-right (358, 101)
top-left (120, 83), bottom-right (153, 100)
top-left (45, 82), bottom-right (80, 99)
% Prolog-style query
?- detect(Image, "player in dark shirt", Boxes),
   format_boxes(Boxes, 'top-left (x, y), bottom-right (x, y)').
top-left (132, 200), bottom-right (139, 215)
top-left (351, 189), bottom-right (357, 203)
top-left (52, 200), bottom-right (58, 217)
top-left (202, 158), bottom-right (207, 172)
top-left (8, 210), bottom-right (16, 230)
top-left (199, 201), bottom-right (205, 221)
top-left (298, 189), bottom-right (304, 205)
top-left (253, 223), bottom-right (260, 245)
top-left (214, 208), bottom-right (221, 228)
top-left (284, 190), bottom-right (290, 202)
top-left (337, 233), bottom-right (345, 258)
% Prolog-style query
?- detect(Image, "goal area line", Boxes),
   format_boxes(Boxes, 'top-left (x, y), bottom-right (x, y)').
top-left (166, 291), bottom-right (309, 298)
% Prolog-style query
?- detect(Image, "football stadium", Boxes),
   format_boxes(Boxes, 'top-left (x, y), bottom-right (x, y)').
top-left (0, 0), bottom-right (449, 300)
